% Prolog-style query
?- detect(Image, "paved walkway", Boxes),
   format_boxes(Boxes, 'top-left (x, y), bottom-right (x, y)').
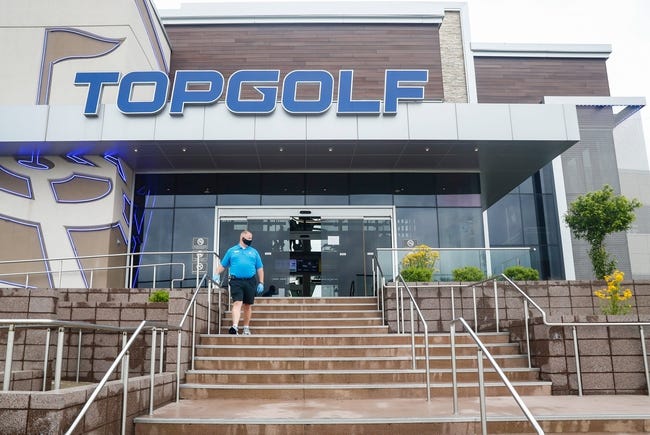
top-left (146, 395), bottom-right (650, 424)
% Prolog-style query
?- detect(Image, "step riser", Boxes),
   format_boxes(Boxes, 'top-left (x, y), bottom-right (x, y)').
top-left (193, 358), bottom-right (529, 371)
top-left (180, 384), bottom-right (551, 400)
top-left (195, 346), bottom-right (520, 357)
top-left (242, 305), bottom-right (380, 312)
top-left (186, 371), bottom-right (541, 384)
top-left (199, 335), bottom-right (511, 346)
top-left (240, 311), bottom-right (382, 318)
top-left (227, 319), bottom-right (384, 327)
top-left (134, 419), bottom-right (650, 435)
top-left (219, 327), bottom-right (390, 334)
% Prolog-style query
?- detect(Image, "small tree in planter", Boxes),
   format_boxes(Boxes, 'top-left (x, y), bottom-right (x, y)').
top-left (452, 266), bottom-right (485, 282)
top-left (400, 245), bottom-right (439, 282)
top-left (503, 265), bottom-right (539, 281)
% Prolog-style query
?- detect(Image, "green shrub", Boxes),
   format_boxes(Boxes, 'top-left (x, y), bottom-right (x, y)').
top-left (401, 267), bottom-right (433, 282)
top-left (502, 265), bottom-right (539, 281)
top-left (148, 290), bottom-right (169, 303)
top-left (452, 266), bottom-right (485, 282)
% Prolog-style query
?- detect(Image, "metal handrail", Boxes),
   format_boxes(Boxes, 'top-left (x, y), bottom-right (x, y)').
top-left (0, 318), bottom-right (174, 392)
top-left (0, 261), bottom-right (186, 289)
top-left (395, 275), bottom-right (431, 401)
top-left (65, 320), bottom-right (176, 435)
top-left (0, 250), bottom-right (219, 289)
top-left (450, 317), bottom-right (544, 435)
top-left (176, 273), bottom-right (209, 402)
top-left (458, 274), bottom-right (650, 397)
top-left (371, 255), bottom-right (387, 325)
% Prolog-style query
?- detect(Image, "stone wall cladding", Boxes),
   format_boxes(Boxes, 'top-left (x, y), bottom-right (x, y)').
top-left (0, 373), bottom-right (175, 435)
top-left (439, 11), bottom-right (468, 103)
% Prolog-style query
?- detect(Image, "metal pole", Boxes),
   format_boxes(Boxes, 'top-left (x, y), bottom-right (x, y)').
top-left (153, 265), bottom-right (157, 289)
top-left (121, 350), bottom-right (129, 435)
top-left (477, 348), bottom-right (487, 435)
top-left (450, 287), bottom-right (455, 321)
top-left (400, 285), bottom-right (405, 334)
top-left (381, 277), bottom-right (386, 326)
top-left (450, 322), bottom-right (458, 414)
top-left (207, 285), bottom-right (212, 335)
top-left (573, 325), bottom-right (583, 396)
top-left (25, 273), bottom-right (29, 289)
top-left (639, 326), bottom-right (649, 397)
top-left (75, 330), bottom-right (82, 383)
top-left (121, 332), bottom-right (128, 379)
top-left (149, 328), bottom-right (157, 415)
top-left (493, 280), bottom-right (499, 333)
top-left (218, 289), bottom-right (222, 335)
top-left (90, 270), bottom-right (94, 288)
top-left (176, 330), bottom-right (182, 402)
top-left (54, 327), bottom-right (65, 390)
top-left (424, 326), bottom-right (431, 402)
top-left (42, 328), bottom-right (51, 391)
top-left (195, 252), bottom-right (200, 289)
top-left (159, 329), bottom-right (165, 374)
top-left (59, 259), bottom-right (63, 288)
top-left (395, 283), bottom-right (401, 334)
top-left (3, 324), bottom-right (15, 391)
top-left (191, 300), bottom-right (197, 371)
top-left (524, 300), bottom-right (531, 369)
top-left (472, 286), bottom-right (478, 333)
top-left (410, 300), bottom-right (416, 370)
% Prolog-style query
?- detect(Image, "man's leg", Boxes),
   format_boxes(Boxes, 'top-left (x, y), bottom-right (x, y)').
top-left (242, 303), bottom-right (252, 327)
top-left (231, 300), bottom-right (243, 328)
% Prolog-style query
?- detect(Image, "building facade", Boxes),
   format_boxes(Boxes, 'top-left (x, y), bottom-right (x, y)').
top-left (0, 1), bottom-right (647, 295)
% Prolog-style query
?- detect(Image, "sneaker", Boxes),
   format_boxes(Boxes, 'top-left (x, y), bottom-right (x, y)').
top-left (242, 326), bottom-right (251, 336)
top-left (228, 326), bottom-right (238, 335)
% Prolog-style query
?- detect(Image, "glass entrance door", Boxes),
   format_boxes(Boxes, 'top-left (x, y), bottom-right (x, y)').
top-left (215, 207), bottom-right (394, 297)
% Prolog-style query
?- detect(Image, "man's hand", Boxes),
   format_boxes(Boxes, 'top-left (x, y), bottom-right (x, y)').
top-left (256, 283), bottom-right (264, 295)
top-left (212, 274), bottom-right (220, 285)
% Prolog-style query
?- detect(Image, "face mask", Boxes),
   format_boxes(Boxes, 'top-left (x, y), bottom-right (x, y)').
top-left (242, 238), bottom-right (252, 246)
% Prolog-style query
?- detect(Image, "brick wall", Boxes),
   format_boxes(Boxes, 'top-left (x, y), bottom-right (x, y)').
top-left (0, 373), bottom-right (175, 435)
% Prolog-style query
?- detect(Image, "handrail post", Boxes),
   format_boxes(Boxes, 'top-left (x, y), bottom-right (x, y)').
top-left (493, 279), bottom-right (499, 333)
top-left (450, 322), bottom-right (458, 414)
top-left (159, 329), bottom-right (165, 373)
top-left (54, 327), bottom-right (65, 390)
top-left (42, 328), bottom-right (51, 391)
top-left (121, 349), bottom-right (129, 435)
top-left (395, 283), bottom-right (401, 334)
top-left (153, 265), bottom-right (157, 289)
top-left (218, 289), bottom-right (222, 335)
top-left (524, 299), bottom-right (531, 369)
top-left (25, 273), bottom-right (29, 289)
top-left (89, 270), bottom-right (94, 288)
top-left (3, 324), bottom-right (15, 391)
top-left (59, 259), bottom-right (63, 288)
top-left (450, 287), bottom-right (455, 320)
top-left (381, 277), bottom-right (386, 326)
top-left (149, 327), bottom-right (157, 415)
top-left (640, 325), bottom-right (649, 397)
top-left (207, 284), bottom-right (212, 335)
top-left (472, 286), bottom-right (478, 333)
top-left (423, 324), bottom-right (431, 402)
top-left (477, 348), bottom-right (487, 435)
top-left (76, 330), bottom-right (83, 383)
top-left (400, 284), bottom-right (405, 334)
top-left (176, 330), bottom-right (182, 402)
top-left (572, 325), bottom-right (583, 396)
top-left (121, 332), bottom-right (128, 379)
top-left (191, 299), bottom-right (197, 371)
top-left (410, 300), bottom-right (416, 370)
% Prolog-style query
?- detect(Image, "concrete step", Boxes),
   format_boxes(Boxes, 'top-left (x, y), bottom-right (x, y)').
top-left (254, 297), bottom-right (377, 305)
top-left (235, 309), bottom-right (382, 318)
top-left (218, 325), bottom-right (391, 335)
top-left (185, 367), bottom-right (543, 384)
top-left (193, 354), bottom-right (531, 371)
top-left (194, 342), bottom-right (522, 358)
top-left (134, 396), bottom-right (650, 434)
top-left (179, 381), bottom-right (552, 400)
top-left (248, 303), bottom-right (380, 312)
top-left (224, 317), bottom-right (385, 327)
top-left (198, 332), bottom-right (513, 346)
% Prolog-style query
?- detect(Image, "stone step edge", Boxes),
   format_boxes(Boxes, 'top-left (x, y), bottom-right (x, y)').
top-left (187, 367), bottom-right (541, 375)
top-left (195, 343), bottom-right (519, 349)
top-left (201, 332), bottom-right (512, 338)
top-left (193, 354), bottom-right (528, 362)
top-left (134, 413), bottom-right (650, 426)
top-left (180, 381), bottom-right (552, 390)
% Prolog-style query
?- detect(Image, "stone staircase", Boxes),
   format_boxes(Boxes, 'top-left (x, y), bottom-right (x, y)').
top-left (134, 296), bottom-right (650, 434)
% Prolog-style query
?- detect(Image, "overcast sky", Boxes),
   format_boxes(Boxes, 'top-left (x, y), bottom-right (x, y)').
top-left (153, 0), bottom-right (649, 148)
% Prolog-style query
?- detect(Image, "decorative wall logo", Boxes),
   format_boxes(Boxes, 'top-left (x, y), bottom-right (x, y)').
top-left (75, 69), bottom-right (429, 116)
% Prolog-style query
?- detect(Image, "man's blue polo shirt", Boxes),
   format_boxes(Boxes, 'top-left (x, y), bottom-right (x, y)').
top-left (220, 244), bottom-right (263, 279)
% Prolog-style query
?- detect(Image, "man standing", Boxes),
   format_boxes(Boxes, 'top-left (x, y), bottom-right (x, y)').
top-left (214, 230), bottom-right (264, 335)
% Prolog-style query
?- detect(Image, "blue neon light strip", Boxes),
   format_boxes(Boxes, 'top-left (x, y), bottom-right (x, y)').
top-left (65, 154), bottom-right (97, 167)
top-left (103, 154), bottom-right (127, 183)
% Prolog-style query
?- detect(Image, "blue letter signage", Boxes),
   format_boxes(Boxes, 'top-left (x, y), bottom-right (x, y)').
top-left (75, 69), bottom-right (428, 116)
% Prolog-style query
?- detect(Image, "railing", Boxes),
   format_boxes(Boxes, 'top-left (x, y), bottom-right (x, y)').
top-left (450, 317), bottom-right (544, 435)
top-left (0, 250), bottom-right (219, 289)
top-left (65, 320), bottom-right (177, 435)
top-left (394, 275), bottom-right (431, 401)
top-left (452, 274), bottom-right (650, 397)
top-left (371, 255), bottom-right (387, 325)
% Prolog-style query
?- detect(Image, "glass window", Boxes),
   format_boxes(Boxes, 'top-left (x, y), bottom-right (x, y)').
top-left (217, 173), bottom-right (261, 194)
top-left (172, 208), bottom-right (216, 287)
top-left (520, 194), bottom-right (540, 245)
top-left (175, 195), bottom-right (216, 207)
top-left (350, 194), bottom-right (393, 205)
top-left (487, 194), bottom-right (524, 245)
top-left (262, 174), bottom-right (304, 195)
top-left (306, 195), bottom-right (348, 205)
top-left (437, 194), bottom-right (481, 207)
top-left (137, 208), bottom-right (173, 286)
top-left (438, 207), bottom-right (483, 248)
top-left (394, 194), bottom-right (436, 207)
top-left (393, 173), bottom-right (435, 195)
top-left (217, 194), bottom-right (260, 205)
top-left (262, 195), bottom-right (305, 205)
top-left (147, 195), bottom-right (175, 208)
top-left (396, 207), bottom-right (438, 247)
top-left (350, 173), bottom-right (391, 194)
top-left (435, 173), bottom-right (480, 194)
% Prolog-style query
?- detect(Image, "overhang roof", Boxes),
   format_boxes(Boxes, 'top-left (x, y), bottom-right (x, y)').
top-left (0, 102), bottom-right (580, 209)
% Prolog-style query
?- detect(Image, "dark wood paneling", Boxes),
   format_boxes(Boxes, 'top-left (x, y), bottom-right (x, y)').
top-left (474, 57), bottom-right (610, 103)
top-left (166, 24), bottom-right (443, 100)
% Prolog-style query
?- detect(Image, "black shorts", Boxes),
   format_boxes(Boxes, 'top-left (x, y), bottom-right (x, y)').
top-left (229, 277), bottom-right (256, 305)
